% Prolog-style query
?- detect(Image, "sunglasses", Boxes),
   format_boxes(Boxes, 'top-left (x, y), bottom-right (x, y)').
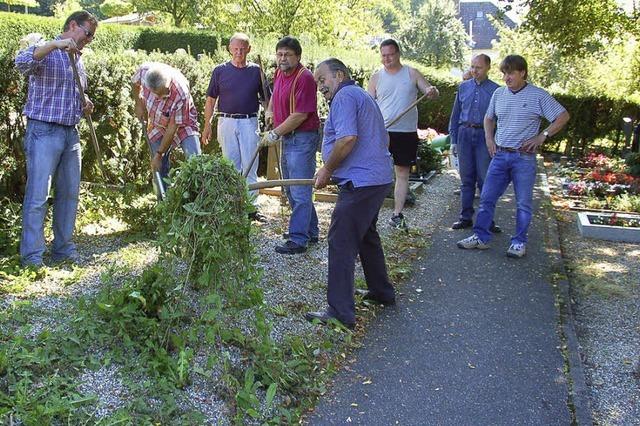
top-left (79, 25), bottom-right (94, 38)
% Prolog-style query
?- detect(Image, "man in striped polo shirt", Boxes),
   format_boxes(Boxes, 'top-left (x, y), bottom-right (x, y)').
top-left (457, 55), bottom-right (570, 258)
top-left (132, 63), bottom-right (201, 180)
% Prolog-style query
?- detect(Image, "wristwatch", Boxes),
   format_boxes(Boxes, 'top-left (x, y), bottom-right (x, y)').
top-left (268, 130), bottom-right (281, 142)
top-left (542, 130), bottom-right (550, 139)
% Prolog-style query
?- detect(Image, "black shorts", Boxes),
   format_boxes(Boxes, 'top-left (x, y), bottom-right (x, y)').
top-left (388, 131), bottom-right (419, 166)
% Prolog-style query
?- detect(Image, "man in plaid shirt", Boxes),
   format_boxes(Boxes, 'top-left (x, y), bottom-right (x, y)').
top-left (15, 10), bottom-right (98, 267)
top-left (132, 63), bottom-right (201, 179)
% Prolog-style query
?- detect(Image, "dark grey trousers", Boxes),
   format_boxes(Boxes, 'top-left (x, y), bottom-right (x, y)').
top-left (327, 182), bottom-right (395, 324)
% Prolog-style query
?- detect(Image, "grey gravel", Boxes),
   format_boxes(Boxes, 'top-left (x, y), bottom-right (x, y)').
top-left (548, 167), bottom-right (640, 425)
top-left (2, 171), bottom-right (459, 423)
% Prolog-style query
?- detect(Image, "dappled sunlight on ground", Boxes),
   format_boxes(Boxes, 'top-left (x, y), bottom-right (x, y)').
top-left (80, 217), bottom-right (128, 236)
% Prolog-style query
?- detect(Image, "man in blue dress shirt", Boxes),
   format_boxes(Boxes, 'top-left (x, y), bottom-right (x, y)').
top-left (306, 58), bottom-right (395, 329)
top-left (449, 54), bottom-right (501, 232)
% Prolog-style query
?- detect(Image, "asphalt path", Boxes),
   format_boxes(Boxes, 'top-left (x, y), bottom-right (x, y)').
top-left (309, 178), bottom-right (572, 425)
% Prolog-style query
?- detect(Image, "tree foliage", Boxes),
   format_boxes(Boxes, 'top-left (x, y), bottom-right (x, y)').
top-left (100, 0), bottom-right (134, 17)
top-left (398, 0), bottom-right (469, 67)
top-left (494, 17), bottom-right (640, 103)
top-left (132, 0), bottom-right (205, 27)
top-left (199, 0), bottom-right (384, 47)
top-left (500, 0), bottom-right (639, 56)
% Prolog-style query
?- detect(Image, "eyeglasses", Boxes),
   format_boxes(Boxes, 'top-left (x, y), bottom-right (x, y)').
top-left (276, 52), bottom-right (296, 59)
top-left (79, 25), bottom-right (94, 38)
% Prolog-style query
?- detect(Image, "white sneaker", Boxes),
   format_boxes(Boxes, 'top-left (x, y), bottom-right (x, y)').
top-left (506, 242), bottom-right (526, 258)
top-left (456, 234), bottom-right (489, 250)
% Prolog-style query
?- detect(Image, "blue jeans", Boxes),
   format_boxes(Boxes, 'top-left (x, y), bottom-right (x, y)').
top-left (150, 134), bottom-right (201, 180)
top-left (457, 126), bottom-right (491, 221)
top-left (20, 119), bottom-right (81, 265)
top-left (474, 151), bottom-right (537, 245)
top-left (281, 130), bottom-right (319, 246)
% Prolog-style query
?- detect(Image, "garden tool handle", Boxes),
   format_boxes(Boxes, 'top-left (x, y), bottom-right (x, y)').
top-left (385, 93), bottom-right (428, 129)
top-left (139, 119), bottom-right (167, 201)
top-left (68, 51), bottom-right (106, 180)
top-left (248, 179), bottom-right (315, 190)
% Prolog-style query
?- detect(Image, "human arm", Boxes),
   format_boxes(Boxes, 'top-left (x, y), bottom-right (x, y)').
top-left (15, 39), bottom-right (77, 75)
top-left (151, 116), bottom-right (178, 171)
top-left (314, 135), bottom-right (357, 189)
top-left (201, 96), bottom-right (217, 146)
top-left (484, 116), bottom-right (497, 157)
top-left (448, 88), bottom-right (462, 155)
top-left (264, 97), bottom-right (274, 129)
top-left (131, 80), bottom-right (147, 122)
top-left (412, 67), bottom-right (439, 99)
top-left (520, 110), bottom-right (570, 153)
top-left (366, 72), bottom-right (379, 98)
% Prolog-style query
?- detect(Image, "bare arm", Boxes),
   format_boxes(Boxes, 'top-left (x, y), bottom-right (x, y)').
top-left (272, 112), bottom-right (309, 137)
top-left (521, 110), bottom-right (571, 153)
top-left (366, 72), bottom-right (379, 98)
top-left (411, 67), bottom-right (438, 99)
top-left (314, 135), bottom-right (357, 189)
top-left (484, 115), bottom-right (497, 157)
top-left (201, 96), bottom-right (217, 145)
top-left (151, 116), bottom-right (178, 171)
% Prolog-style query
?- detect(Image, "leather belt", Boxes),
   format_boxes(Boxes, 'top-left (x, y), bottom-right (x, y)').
top-left (496, 146), bottom-right (520, 153)
top-left (462, 123), bottom-right (483, 128)
top-left (217, 112), bottom-right (258, 119)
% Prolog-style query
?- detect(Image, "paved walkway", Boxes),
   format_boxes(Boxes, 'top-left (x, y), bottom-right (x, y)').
top-left (309, 173), bottom-right (574, 425)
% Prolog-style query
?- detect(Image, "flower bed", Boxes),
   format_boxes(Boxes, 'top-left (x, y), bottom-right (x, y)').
top-left (557, 152), bottom-right (640, 214)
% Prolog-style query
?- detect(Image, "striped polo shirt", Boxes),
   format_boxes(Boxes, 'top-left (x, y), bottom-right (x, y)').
top-left (485, 83), bottom-right (566, 149)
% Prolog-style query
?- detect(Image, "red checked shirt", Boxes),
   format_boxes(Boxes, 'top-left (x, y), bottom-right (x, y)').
top-left (132, 63), bottom-right (199, 146)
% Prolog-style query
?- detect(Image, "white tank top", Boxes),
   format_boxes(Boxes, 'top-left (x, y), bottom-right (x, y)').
top-left (375, 66), bottom-right (418, 132)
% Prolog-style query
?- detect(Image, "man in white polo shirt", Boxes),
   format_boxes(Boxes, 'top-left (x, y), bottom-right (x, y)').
top-left (456, 55), bottom-right (570, 258)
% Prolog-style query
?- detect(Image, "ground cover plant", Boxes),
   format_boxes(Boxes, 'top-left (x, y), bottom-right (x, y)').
top-left (555, 151), bottom-right (640, 213)
top-left (0, 154), bottom-right (436, 423)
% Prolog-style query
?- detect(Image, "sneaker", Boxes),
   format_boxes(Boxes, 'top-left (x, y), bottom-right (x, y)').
top-left (389, 213), bottom-right (407, 230)
top-left (275, 240), bottom-right (307, 255)
top-left (456, 234), bottom-right (489, 250)
top-left (506, 242), bottom-right (526, 258)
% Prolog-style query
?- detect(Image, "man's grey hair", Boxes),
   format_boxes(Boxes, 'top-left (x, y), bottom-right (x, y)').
top-left (229, 32), bottom-right (250, 45)
top-left (317, 58), bottom-right (351, 79)
top-left (144, 63), bottom-right (172, 91)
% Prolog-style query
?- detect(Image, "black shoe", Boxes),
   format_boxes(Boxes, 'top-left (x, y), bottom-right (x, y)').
top-left (283, 233), bottom-right (319, 244)
top-left (490, 223), bottom-right (502, 234)
top-left (355, 288), bottom-right (396, 306)
top-left (275, 240), bottom-right (307, 255)
top-left (248, 212), bottom-right (267, 222)
top-left (304, 311), bottom-right (355, 329)
top-left (451, 220), bottom-right (473, 230)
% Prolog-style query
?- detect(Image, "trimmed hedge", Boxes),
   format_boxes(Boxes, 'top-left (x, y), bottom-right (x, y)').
top-left (0, 12), bottom-right (219, 56)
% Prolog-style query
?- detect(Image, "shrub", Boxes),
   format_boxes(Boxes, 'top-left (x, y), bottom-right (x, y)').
top-left (156, 155), bottom-right (260, 294)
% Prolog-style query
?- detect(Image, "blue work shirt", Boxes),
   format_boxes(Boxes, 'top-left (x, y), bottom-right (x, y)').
top-left (322, 80), bottom-right (393, 187)
top-left (448, 78), bottom-right (500, 145)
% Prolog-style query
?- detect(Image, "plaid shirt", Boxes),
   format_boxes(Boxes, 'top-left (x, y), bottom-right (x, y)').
top-left (132, 64), bottom-right (199, 146)
top-left (15, 37), bottom-right (86, 126)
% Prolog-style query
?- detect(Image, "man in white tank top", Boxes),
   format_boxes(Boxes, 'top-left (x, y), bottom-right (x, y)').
top-left (367, 39), bottom-right (439, 230)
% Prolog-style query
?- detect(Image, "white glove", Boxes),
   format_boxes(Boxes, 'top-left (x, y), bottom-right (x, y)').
top-left (260, 130), bottom-right (281, 147)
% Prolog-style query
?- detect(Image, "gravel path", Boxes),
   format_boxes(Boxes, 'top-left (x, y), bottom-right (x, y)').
top-left (548, 165), bottom-right (640, 425)
top-left (2, 170), bottom-right (459, 423)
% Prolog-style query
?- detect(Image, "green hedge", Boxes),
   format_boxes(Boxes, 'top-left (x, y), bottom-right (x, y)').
top-left (134, 27), bottom-right (219, 56)
top-left (0, 12), bottom-right (219, 56)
